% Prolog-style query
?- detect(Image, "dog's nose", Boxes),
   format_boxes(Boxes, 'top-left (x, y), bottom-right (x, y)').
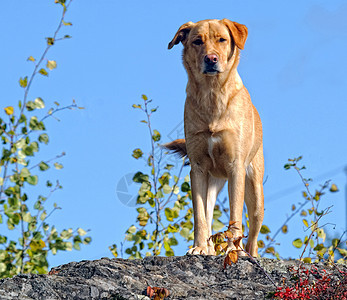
top-left (204, 54), bottom-right (219, 64)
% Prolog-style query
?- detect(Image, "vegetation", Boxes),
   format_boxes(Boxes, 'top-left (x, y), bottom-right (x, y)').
top-left (111, 95), bottom-right (346, 265)
top-left (2, 2), bottom-right (346, 294)
top-left (111, 95), bottom-right (196, 258)
top-left (0, 0), bottom-right (91, 278)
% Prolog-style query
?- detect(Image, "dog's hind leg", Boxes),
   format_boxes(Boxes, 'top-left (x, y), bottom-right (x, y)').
top-left (244, 144), bottom-right (264, 257)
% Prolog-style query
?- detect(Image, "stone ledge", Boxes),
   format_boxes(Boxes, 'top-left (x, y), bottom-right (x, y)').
top-left (0, 256), bottom-right (345, 299)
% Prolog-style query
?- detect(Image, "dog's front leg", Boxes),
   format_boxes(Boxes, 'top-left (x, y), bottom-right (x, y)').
top-left (187, 168), bottom-right (209, 255)
top-left (227, 162), bottom-right (246, 251)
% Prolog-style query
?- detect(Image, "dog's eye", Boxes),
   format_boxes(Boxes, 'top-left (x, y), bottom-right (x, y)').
top-left (219, 38), bottom-right (227, 42)
top-left (193, 39), bottom-right (203, 46)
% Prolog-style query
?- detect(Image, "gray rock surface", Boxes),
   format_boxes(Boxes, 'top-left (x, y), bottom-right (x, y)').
top-left (0, 255), bottom-right (344, 299)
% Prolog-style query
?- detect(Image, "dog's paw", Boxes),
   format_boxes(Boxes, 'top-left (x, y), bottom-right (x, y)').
top-left (186, 246), bottom-right (207, 255)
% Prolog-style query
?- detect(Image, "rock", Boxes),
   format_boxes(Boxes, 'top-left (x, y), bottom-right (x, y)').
top-left (0, 255), bottom-right (345, 299)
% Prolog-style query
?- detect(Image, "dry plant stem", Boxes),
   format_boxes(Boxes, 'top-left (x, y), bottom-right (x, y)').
top-left (294, 166), bottom-right (317, 223)
top-left (260, 200), bottom-right (306, 256)
top-left (239, 248), bottom-right (276, 287)
top-left (142, 100), bottom-right (161, 251)
top-left (298, 206), bottom-right (331, 265)
top-left (261, 169), bottom-right (330, 256)
top-left (23, 104), bottom-right (79, 138)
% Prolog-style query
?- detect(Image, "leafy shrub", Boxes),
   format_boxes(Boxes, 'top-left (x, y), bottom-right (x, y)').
top-left (0, 0), bottom-right (91, 278)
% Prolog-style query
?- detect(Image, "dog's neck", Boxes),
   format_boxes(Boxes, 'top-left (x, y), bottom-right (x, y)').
top-left (184, 49), bottom-right (243, 122)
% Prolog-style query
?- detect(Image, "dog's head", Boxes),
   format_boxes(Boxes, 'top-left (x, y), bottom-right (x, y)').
top-left (168, 19), bottom-right (247, 76)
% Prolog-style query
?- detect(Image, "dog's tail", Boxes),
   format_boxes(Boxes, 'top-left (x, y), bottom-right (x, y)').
top-left (161, 138), bottom-right (188, 158)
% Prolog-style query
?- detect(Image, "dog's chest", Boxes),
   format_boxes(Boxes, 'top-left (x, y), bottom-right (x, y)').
top-left (207, 135), bottom-right (221, 159)
top-left (206, 133), bottom-right (227, 175)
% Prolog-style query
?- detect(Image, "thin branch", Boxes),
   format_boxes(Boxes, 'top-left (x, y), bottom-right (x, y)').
top-left (15, 0), bottom-right (73, 129)
top-left (299, 206), bottom-right (332, 263)
top-left (160, 158), bottom-right (185, 209)
top-left (241, 248), bottom-right (277, 287)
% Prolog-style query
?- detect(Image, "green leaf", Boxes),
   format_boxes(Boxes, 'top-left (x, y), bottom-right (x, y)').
top-left (330, 183), bottom-right (338, 192)
top-left (62, 20), bottom-right (72, 26)
top-left (316, 228), bottom-right (326, 242)
top-left (127, 225), bottom-right (137, 234)
top-left (4, 106), bottom-right (14, 115)
top-left (141, 94), bottom-right (148, 101)
top-left (38, 133), bottom-right (49, 144)
top-left (39, 162), bottom-right (50, 171)
top-left (152, 130), bottom-right (161, 142)
top-left (260, 225), bottom-right (271, 234)
top-left (332, 238), bottom-right (340, 248)
top-left (281, 225), bottom-right (288, 234)
top-left (83, 237), bottom-right (92, 244)
top-left (29, 116), bottom-right (45, 130)
top-left (165, 249), bottom-right (174, 257)
top-left (0, 263), bottom-right (7, 273)
top-left (54, 163), bottom-right (63, 170)
top-left (73, 242), bottom-right (81, 250)
top-left (19, 76), bottom-right (28, 88)
top-left (302, 219), bottom-right (309, 228)
top-left (167, 224), bottom-right (179, 233)
top-left (265, 247), bottom-right (275, 254)
top-left (213, 206), bottom-right (222, 220)
top-left (181, 182), bottom-right (190, 193)
top-left (77, 228), bottom-right (87, 236)
top-left (314, 243), bottom-right (325, 251)
top-left (27, 175), bottom-right (38, 185)
top-left (34, 97), bottom-right (45, 109)
top-left (20, 167), bottom-right (31, 178)
top-left (133, 172), bottom-right (148, 183)
top-left (212, 219), bottom-right (225, 232)
top-left (180, 227), bottom-right (190, 239)
top-left (46, 60), bottom-right (57, 70)
top-left (132, 148), bottom-right (143, 159)
top-left (292, 238), bottom-right (303, 248)
top-left (303, 257), bottom-right (311, 263)
top-left (284, 163), bottom-right (292, 170)
top-left (38, 68), bottom-right (48, 76)
top-left (165, 208), bottom-right (173, 221)
top-left (26, 101), bottom-right (36, 111)
top-left (300, 210), bottom-right (307, 216)
top-left (46, 37), bottom-right (55, 45)
top-left (162, 184), bottom-right (172, 194)
top-left (257, 240), bottom-right (265, 248)
top-left (338, 248), bottom-right (347, 257)
top-left (23, 212), bottom-right (32, 223)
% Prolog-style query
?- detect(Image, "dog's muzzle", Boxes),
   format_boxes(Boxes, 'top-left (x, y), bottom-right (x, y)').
top-left (203, 54), bottom-right (220, 75)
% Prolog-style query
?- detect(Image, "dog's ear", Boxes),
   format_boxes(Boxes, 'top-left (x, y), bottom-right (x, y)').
top-left (168, 22), bottom-right (195, 49)
top-left (222, 19), bottom-right (248, 50)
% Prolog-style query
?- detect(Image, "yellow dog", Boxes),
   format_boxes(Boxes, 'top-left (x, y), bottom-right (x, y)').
top-left (165, 19), bottom-right (264, 257)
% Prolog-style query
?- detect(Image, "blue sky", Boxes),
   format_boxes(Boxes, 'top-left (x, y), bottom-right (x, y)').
top-left (1, 0), bottom-right (347, 267)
